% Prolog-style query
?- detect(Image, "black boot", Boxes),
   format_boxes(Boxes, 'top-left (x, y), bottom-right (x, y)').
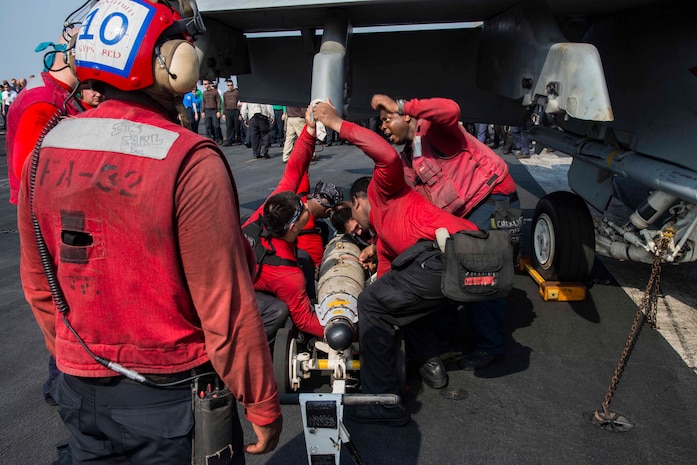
top-left (419, 357), bottom-right (448, 389)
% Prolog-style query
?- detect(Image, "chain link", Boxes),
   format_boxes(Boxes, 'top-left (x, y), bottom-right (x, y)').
top-left (600, 227), bottom-right (674, 417)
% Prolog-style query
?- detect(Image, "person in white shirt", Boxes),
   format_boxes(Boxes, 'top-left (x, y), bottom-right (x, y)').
top-left (2, 83), bottom-right (18, 119)
top-left (242, 102), bottom-right (274, 159)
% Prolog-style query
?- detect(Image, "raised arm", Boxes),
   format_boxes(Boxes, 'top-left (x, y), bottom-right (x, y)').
top-left (276, 105), bottom-right (316, 193)
top-left (313, 100), bottom-right (405, 197)
top-left (372, 94), bottom-right (463, 144)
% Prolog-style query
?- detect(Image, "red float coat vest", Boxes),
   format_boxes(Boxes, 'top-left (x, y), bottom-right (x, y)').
top-left (403, 122), bottom-right (510, 218)
top-left (6, 71), bottom-right (81, 204)
top-left (30, 100), bottom-right (222, 376)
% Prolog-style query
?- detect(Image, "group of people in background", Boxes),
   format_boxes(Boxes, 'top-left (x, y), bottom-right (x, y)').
top-left (179, 79), bottom-right (390, 162)
top-left (1, 77), bottom-right (31, 130)
top-left (471, 121), bottom-right (533, 158)
top-left (181, 78), bottom-right (266, 154)
top-left (178, 80), bottom-right (535, 165)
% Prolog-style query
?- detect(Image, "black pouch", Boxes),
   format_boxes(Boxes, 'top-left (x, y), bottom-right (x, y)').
top-left (440, 229), bottom-right (514, 302)
top-left (391, 240), bottom-right (436, 270)
top-left (192, 376), bottom-right (236, 465)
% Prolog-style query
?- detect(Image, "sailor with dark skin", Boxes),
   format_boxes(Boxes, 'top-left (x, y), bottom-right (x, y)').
top-left (312, 99), bottom-right (479, 426)
top-left (371, 93), bottom-right (519, 371)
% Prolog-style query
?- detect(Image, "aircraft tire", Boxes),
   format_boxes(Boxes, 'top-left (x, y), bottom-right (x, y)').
top-left (531, 191), bottom-right (595, 282)
top-left (273, 327), bottom-right (294, 394)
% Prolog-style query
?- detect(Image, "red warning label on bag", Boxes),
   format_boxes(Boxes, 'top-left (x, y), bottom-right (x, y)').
top-left (463, 275), bottom-right (496, 286)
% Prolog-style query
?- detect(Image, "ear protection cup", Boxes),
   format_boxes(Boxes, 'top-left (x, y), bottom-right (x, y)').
top-left (153, 39), bottom-right (200, 95)
top-left (65, 33), bottom-right (78, 76)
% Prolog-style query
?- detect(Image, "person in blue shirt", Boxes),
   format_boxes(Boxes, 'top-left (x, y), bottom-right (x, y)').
top-left (182, 85), bottom-right (201, 134)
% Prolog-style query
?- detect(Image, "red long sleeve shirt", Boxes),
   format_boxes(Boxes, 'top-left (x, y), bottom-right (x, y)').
top-left (243, 127), bottom-right (325, 337)
top-left (338, 120), bottom-right (478, 277)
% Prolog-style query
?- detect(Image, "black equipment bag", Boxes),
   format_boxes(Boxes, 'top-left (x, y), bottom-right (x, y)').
top-left (440, 229), bottom-right (514, 302)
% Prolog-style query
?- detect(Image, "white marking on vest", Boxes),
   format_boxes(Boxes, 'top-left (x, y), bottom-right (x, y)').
top-left (42, 118), bottom-right (179, 160)
top-left (413, 135), bottom-right (422, 158)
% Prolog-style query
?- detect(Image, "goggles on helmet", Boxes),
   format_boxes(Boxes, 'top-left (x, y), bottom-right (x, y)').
top-left (281, 196), bottom-right (306, 232)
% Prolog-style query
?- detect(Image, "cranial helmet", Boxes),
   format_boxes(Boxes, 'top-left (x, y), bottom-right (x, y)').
top-left (73, 0), bottom-right (205, 95)
top-left (313, 181), bottom-right (343, 208)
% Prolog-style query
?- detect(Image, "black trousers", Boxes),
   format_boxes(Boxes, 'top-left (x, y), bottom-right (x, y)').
top-left (357, 249), bottom-right (447, 394)
top-left (204, 108), bottom-right (222, 141)
top-left (249, 114), bottom-right (270, 157)
top-left (256, 290), bottom-right (290, 347)
top-left (224, 108), bottom-right (241, 143)
top-left (185, 107), bottom-right (199, 134)
top-left (271, 108), bottom-right (285, 143)
top-left (52, 371), bottom-right (245, 464)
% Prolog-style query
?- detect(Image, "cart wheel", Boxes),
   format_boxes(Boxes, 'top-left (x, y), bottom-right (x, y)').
top-left (273, 327), bottom-right (294, 393)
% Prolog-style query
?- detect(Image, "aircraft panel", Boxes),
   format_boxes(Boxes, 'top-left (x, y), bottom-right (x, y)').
top-left (198, 0), bottom-right (666, 33)
top-left (578, 4), bottom-right (697, 171)
top-left (238, 28), bottom-right (530, 123)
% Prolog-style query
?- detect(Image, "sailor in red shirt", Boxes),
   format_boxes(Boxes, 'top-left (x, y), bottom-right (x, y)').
top-left (5, 29), bottom-right (84, 406)
top-left (249, 191), bottom-right (323, 338)
top-left (313, 100), bottom-right (479, 426)
top-left (17, 2), bottom-right (281, 462)
top-left (294, 173), bottom-right (343, 305)
top-left (6, 33), bottom-right (82, 205)
top-left (329, 201), bottom-right (377, 276)
top-left (243, 107), bottom-right (336, 339)
top-left (244, 106), bottom-right (341, 272)
top-left (372, 95), bottom-right (520, 372)
top-left (76, 80), bottom-right (106, 110)
top-left (372, 95), bottom-right (517, 217)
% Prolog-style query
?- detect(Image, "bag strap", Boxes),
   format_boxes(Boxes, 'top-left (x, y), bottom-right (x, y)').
top-left (436, 228), bottom-right (489, 253)
top-left (458, 229), bottom-right (489, 240)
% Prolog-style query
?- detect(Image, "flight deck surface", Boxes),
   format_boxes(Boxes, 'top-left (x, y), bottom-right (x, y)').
top-left (1, 133), bottom-right (695, 465)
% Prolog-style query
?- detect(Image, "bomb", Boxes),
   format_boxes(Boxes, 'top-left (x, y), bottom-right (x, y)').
top-left (316, 234), bottom-right (366, 350)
